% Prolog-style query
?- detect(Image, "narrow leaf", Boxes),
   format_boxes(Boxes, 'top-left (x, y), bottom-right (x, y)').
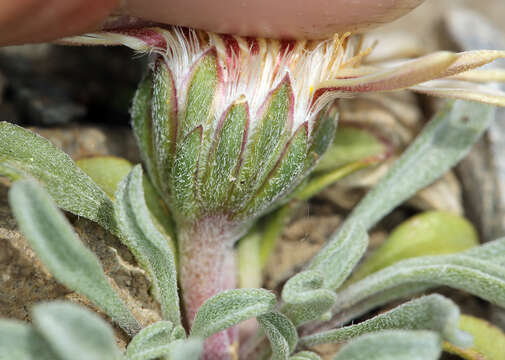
top-left (9, 180), bottom-right (140, 336)
top-left (350, 211), bottom-right (478, 283)
top-left (131, 72), bottom-right (160, 193)
top-left (333, 239), bottom-right (505, 315)
top-left (238, 228), bottom-right (263, 288)
top-left (190, 288), bottom-right (276, 339)
top-left (126, 321), bottom-right (173, 360)
top-left (257, 312), bottom-right (298, 360)
top-left (301, 294), bottom-right (469, 348)
top-left (180, 49), bottom-right (219, 138)
top-left (0, 122), bottom-right (117, 233)
top-left (115, 165), bottom-right (181, 325)
top-left (202, 100), bottom-right (248, 211)
top-left (307, 104), bottom-right (338, 165)
top-left (171, 126), bottom-right (202, 220)
top-left (345, 100), bottom-right (494, 230)
top-left (244, 123), bottom-right (307, 217)
top-left (32, 302), bottom-right (122, 360)
top-left (232, 78), bottom-right (293, 207)
top-left (0, 320), bottom-right (58, 360)
top-left (332, 330), bottom-right (442, 360)
top-left (281, 271), bottom-right (336, 326)
top-left (308, 220), bottom-right (368, 290)
top-left (152, 59), bottom-right (177, 196)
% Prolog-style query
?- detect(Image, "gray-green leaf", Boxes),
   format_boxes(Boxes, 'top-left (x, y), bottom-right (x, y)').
top-left (0, 122), bottom-right (117, 233)
top-left (346, 100), bottom-right (494, 230)
top-left (308, 220), bottom-right (368, 290)
top-left (332, 330), bottom-right (442, 360)
top-left (114, 165), bottom-right (180, 325)
top-left (301, 294), bottom-right (469, 348)
top-left (32, 302), bottom-right (122, 360)
top-left (0, 320), bottom-right (59, 360)
top-left (257, 312), bottom-right (298, 360)
top-left (333, 239), bottom-right (505, 315)
top-left (8, 180), bottom-right (140, 336)
top-left (281, 271), bottom-right (336, 326)
top-left (190, 288), bottom-right (276, 339)
top-left (126, 321), bottom-right (173, 360)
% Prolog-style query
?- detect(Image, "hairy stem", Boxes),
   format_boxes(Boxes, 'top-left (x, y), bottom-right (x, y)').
top-left (178, 217), bottom-right (242, 360)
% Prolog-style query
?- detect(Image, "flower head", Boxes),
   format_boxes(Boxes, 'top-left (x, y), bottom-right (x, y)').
top-left (69, 26), bottom-right (505, 231)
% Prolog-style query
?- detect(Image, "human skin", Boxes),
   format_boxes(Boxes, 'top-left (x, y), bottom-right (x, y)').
top-left (0, 0), bottom-right (425, 46)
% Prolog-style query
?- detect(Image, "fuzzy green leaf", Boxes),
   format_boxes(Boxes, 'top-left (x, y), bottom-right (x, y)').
top-left (301, 294), bottom-right (469, 348)
top-left (333, 238), bottom-right (505, 314)
top-left (202, 100), bottom-right (248, 211)
top-left (152, 59), bottom-right (177, 195)
top-left (164, 339), bottom-right (203, 360)
top-left (289, 351), bottom-right (322, 360)
top-left (281, 271), bottom-right (336, 326)
top-left (115, 165), bottom-right (180, 325)
top-left (350, 211), bottom-right (479, 283)
top-left (232, 78), bottom-right (293, 207)
top-left (332, 330), bottom-right (442, 360)
top-left (245, 123), bottom-right (307, 217)
top-left (0, 122), bottom-right (117, 233)
top-left (180, 50), bottom-right (218, 138)
top-left (316, 126), bottom-right (387, 172)
top-left (346, 100), bottom-right (494, 230)
top-left (308, 220), bottom-right (368, 290)
top-left (190, 288), bottom-right (276, 339)
top-left (8, 180), bottom-right (140, 336)
top-left (76, 156), bottom-right (133, 198)
top-left (32, 302), bottom-right (122, 360)
top-left (307, 105), bottom-right (338, 166)
top-left (171, 126), bottom-right (202, 220)
top-left (131, 72), bottom-right (160, 192)
top-left (126, 321), bottom-right (173, 360)
top-left (257, 312), bottom-right (298, 360)
top-left (0, 320), bottom-right (58, 360)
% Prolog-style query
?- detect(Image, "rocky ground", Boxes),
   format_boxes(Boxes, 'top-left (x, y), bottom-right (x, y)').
top-left (1, 1), bottom-right (505, 359)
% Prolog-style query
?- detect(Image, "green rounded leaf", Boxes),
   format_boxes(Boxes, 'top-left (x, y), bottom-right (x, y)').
top-left (444, 314), bottom-right (505, 360)
top-left (76, 156), bottom-right (133, 198)
top-left (316, 126), bottom-right (387, 173)
top-left (351, 211), bottom-right (479, 283)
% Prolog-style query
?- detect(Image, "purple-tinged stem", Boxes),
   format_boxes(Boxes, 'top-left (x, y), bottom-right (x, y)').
top-left (178, 216), bottom-right (242, 360)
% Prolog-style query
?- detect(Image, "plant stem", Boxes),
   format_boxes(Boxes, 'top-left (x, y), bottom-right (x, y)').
top-left (178, 216), bottom-right (242, 360)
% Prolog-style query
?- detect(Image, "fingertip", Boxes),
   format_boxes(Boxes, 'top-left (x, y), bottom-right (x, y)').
top-left (0, 0), bottom-right (120, 46)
